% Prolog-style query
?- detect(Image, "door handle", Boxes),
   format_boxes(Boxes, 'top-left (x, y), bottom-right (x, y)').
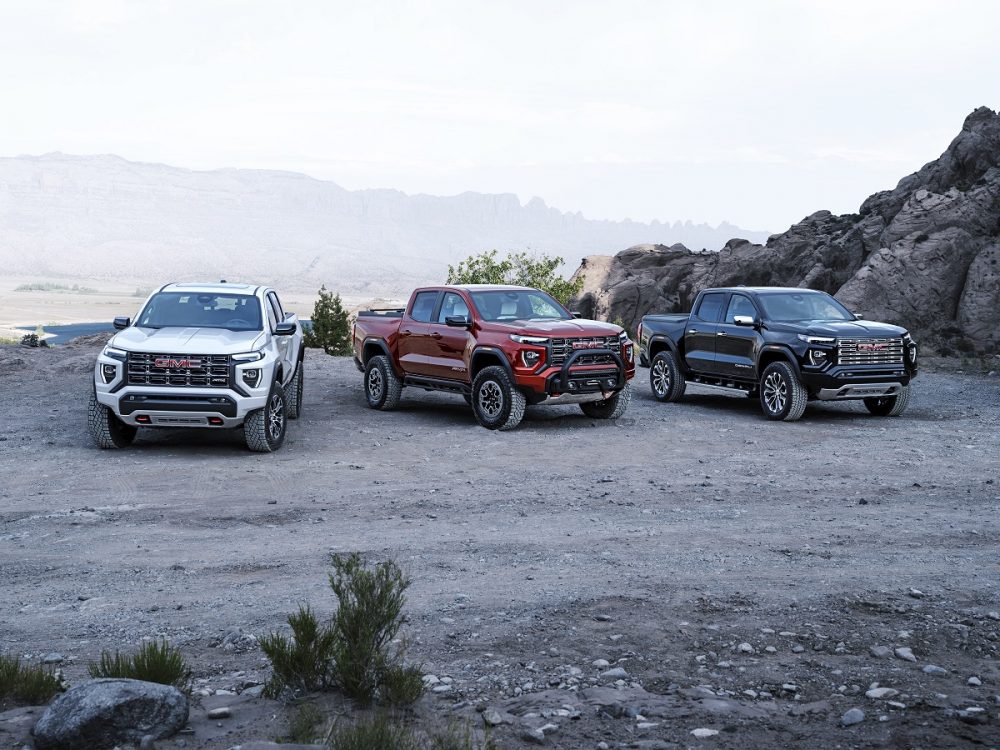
top-left (687, 329), bottom-right (700, 334)
top-left (401, 329), bottom-right (412, 336)
top-left (717, 331), bottom-right (727, 337)
top-left (430, 332), bottom-right (442, 339)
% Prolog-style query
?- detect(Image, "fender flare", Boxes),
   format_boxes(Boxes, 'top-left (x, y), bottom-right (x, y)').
top-left (471, 346), bottom-right (514, 378)
top-left (756, 345), bottom-right (803, 380)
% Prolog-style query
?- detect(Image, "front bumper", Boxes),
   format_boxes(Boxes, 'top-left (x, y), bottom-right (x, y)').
top-left (514, 347), bottom-right (635, 405)
top-left (801, 363), bottom-right (915, 401)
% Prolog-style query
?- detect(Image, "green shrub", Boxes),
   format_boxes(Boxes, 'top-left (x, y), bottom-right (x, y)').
top-left (446, 250), bottom-right (584, 306)
top-left (286, 702), bottom-right (327, 743)
top-left (88, 639), bottom-right (190, 689)
top-left (260, 605), bottom-right (337, 698)
top-left (329, 553), bottom-right (411, 705)
top-left (428, 722), bottom-right (498, 750)
top-left (304, 285), bottom-right (352, 355)
top-left (379, 663), bottom-right (425, 707)
top-left (326, 713), bottom-right (419, 750)
top-left (0, 654), bottom-right (63, 707)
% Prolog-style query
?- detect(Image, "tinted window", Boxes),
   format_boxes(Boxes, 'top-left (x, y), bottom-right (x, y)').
top-left (725, 294), bottom-right (757, 323)
top-left (758, 292), bottom-right (854, 322)
top-left (694, 293), bottom-right (725, 322)
top-left (409, 291), bottom-right (439, 322)
top-left (268, 292), bottom-right (285, 320)
top-left (436, 292), bottom-right (470, 323)
top-left (137, 292), bottom-right (263, 331)
top-left (469, 290), bottom-right (570, 322)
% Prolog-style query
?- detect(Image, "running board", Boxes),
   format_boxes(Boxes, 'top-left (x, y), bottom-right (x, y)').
top-left (686, 375), bottom-right (755, 393)
top-left (403, 375), bottom-right (471, 395)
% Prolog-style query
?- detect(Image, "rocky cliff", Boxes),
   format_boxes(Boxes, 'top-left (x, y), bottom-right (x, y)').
top-left (572, 107), bottom-right (1000, 353)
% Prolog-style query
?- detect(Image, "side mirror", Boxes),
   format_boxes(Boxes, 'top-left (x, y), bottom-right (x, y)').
top-left (274, 321), bottom-right (297, 336)
top-left (733, 315), bottom-right (757, 328)
top-left (854, 313), bottom-right (864, 320)
top-left (113, 316), bottom-right (130, 330)
top-left (445, 315), bottom-right (471, 328)
top-left (571, 311), bottom-right (582, 319)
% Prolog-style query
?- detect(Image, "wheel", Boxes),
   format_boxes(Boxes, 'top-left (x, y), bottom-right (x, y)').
top-left (759, 361), bottom-right (807, 422)
top-left (864, 385), bottom-right (911, 417)
top-left (471, 366), bottom-right (526, 431)
top-left (580, 382), bottom-right (632, 419)
top-left (364, 355), bottom-right (402, 410)
top-left (649, 351), bottom-right (686, 402)
top-left (87, 389), bottom-right (137, 449)
top-left (286, 358), bottom-right (304, 419)
top-left (245, 382), bottom-right (287, 452)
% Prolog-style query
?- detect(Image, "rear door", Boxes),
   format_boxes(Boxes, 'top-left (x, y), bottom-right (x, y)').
top-left (714, 293), bottom-right (761, 379)
top-left (683, 292), bottom-right (725, 373)
top-left (425, 291), bottom-right (473, 381)
top-left (398, 290), bottom-right (440, 376)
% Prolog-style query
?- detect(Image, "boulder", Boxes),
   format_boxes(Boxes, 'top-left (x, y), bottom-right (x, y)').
top-left (32, 678), bottom-right (188, 750)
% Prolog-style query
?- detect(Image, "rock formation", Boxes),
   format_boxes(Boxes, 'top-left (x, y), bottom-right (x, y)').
top-left (572, 107), bottom-right (1000, 353)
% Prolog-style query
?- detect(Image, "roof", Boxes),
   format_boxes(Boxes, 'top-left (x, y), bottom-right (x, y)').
top-left (703, 286), bottom-right (829, 295)
top-left (162, 282), bottom-right (261, 294)
top-left (444, 284), bottom-right (537, 292)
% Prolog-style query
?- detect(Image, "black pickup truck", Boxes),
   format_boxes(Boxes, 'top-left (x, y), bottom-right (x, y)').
top-left (637, 287), bottom-right (918, 421)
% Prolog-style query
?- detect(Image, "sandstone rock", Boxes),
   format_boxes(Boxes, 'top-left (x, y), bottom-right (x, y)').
top-left (32, 679), bottom-right (188, 750)
top-left (571, 108), bottom-right (1000, 353)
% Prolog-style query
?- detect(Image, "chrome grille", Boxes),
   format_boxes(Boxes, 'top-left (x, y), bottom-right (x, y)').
top-left (550, 336), bottom-right (620, 366)
top-left (837, 337), bottom-right (904, 366)
top-left (127, 353), bottom-right (231, 388)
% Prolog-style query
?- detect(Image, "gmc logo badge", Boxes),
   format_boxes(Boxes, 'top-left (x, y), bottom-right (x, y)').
top-left (572, 341), bottom-right (601, 350)
top-left (154, 358), bottom-right (201, 368)
top-left (857, 343), bottom-right (886, 351)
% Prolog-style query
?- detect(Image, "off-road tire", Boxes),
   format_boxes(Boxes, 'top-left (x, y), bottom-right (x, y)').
top-left (245, 382), bottom-right (288, 452)
top-left (580, 382), bottom-right (632, 419)
top-left (471, 366), bottom-right (526, 431)
top-left (364, 355), bottom-right (402, 410)
top-left (760, 361), bottom-right (808, 422)
top-left (864, 385), bottom-right (911, 417)
top-left (649, 351), bottom-right (686, 402)
top-left (286, 357), bottom-right (304, 419)
top-left (87, 389), bottom-right (137, 449)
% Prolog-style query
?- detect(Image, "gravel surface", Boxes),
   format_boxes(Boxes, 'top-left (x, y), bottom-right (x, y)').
top-left (2, 341), bottom-right (999, 748)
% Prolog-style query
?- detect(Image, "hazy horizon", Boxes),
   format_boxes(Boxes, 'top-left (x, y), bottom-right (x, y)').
top-left (2, 1), bottom-right (996, 231)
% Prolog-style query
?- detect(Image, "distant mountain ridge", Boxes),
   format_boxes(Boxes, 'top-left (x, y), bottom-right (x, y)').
top-left (571, 107), bottom-right (1000, 353)
top-left (0, 153), bottom-right (768, 295)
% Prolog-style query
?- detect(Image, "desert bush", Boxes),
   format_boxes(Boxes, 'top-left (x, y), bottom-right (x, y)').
top-left (286, 702), bottom-right (327, 743)
top-left (88, 639), bottom-right (190, 689)
top-left (0, 654), bottom-right (63, 706)
top-left (260, 605), bottom-right (337, 698)
top-left (379, 662), bottom-right (425, 707)
top-left (325, 713), bottom-right (420, 750)
top-left (428, 722), bottom-right (498, 750)
top-left (304, 285), bottom-right (352, 355)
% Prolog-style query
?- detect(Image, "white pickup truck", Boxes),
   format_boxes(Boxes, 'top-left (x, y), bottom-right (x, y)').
top-left (89, 282), bottom-right (304, 452)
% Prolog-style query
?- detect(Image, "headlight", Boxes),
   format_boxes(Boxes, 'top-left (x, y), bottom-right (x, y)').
top-left (102, 345), bottom-right (127, 361)
top-left (510, 335), bottom-right (549, 345)
top-left (242, 368), bottom-right (262, 388)
top-left (101, 363), bottom-right (118, 383)
top-left (232, 351), bottom-right (264, 362)
top-left (808, 349), bottom-right (828, 365)
top-left (797, 335), bottom-right (836, 344)
top-left (521, 350), bottom-right (542, 367)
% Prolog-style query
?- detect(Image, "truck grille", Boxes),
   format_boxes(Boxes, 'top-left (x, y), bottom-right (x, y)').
top-left (550, 336), bottom-right (620, 367)
top-left (837, 337), bottom-right (904, 366)
top-left (127, 353), bottom-right (231, 388)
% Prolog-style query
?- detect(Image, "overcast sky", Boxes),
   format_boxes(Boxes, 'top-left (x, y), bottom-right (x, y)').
top-left (1, 0), bottom-right (996, 232)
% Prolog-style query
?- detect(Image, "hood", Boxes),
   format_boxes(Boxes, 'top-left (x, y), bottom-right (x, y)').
top-left (769, 319), bottom-right (909, 338)
top-left (111, 326), bottom-right (265, 354)
top-left (483, 318), bottom-right (623, 338)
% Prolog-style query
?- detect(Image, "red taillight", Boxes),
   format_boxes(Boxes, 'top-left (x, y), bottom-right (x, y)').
top-left (208, 417), bottom-right (224, 426)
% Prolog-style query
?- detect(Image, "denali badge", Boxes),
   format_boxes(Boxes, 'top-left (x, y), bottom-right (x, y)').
top-left (154, 358), bottom-right (201, 368)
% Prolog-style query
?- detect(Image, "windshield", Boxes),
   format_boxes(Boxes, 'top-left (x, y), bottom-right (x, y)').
top-left (757, 291), bottom-right (854, 322)
top-left (137, 292), bottom-right (263, 331)
top-left (469, 290), bottom-right (571, 322)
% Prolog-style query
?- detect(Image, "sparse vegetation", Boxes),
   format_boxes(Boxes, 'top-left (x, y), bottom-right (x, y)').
top-left (304, 285), bottom-right (352, 355)
top-left (260, 606), bottom-right (337, 697)
top-left (446, 250), bottom-right (584, 306)
top-left (133, 287), bottom-right (154, 298)
top-left (325, 713), bottom-right (420, 750)
top-left (262, 554), bottom-right (421, 706)
top-left (88, 639), bottom-right (191, 690)
top-left (0, 654), bottom-right (64, 707)
top-left (286, 702), bottom-right (327, 743)
top-left (15, 282), bottom-right (98, 294)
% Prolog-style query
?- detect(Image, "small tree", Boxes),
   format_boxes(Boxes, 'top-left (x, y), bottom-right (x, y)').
top-left (304, 286), bottom-right (351, 355)
top-left (446, 250), bottom-right (584, 306)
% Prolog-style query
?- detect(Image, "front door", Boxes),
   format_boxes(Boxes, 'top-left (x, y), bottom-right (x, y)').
top-left (714, 293), bottom-right (761, 379)
top-left (425, 292), bottom-right (473, 381)
top-left (684, 292), bottom-right (725, 373)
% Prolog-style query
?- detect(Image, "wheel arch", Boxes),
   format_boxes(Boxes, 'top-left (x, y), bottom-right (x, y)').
top-left (757, 346), bottom-right (802, 381)
top-left (471, 347), bottom-right (514, 379)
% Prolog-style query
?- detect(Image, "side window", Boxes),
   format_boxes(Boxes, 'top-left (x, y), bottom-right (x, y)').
top-left (264, 296), bottom-right (277, 332)
top-left (436, 292), bottom-right (470, 323)
top-left (694, 293), bottom-right (725, 322)
top-left (724, 294), bottom-right (757, 323)
top-left (409, 291), bottom-right (438, 323)
top-left (268, 292), bottom-right (285, 321)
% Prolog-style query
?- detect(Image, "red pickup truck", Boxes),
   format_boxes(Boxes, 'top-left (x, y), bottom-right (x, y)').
top-left (352, 285), bottom-right (635, 430)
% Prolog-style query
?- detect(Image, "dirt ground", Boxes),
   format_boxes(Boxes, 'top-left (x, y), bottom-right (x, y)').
top-left (1, 340), bottom-right (999, 749)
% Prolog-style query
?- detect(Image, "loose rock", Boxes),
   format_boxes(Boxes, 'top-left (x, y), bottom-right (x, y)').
top-left (894, 647), bottom-right (916, 662)
top-left (841, 708), bottom-right (865, 726)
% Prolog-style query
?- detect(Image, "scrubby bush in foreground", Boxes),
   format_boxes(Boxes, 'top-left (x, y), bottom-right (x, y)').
top-left (88, 639), bottom-right (190, 690)
top-left (0, 654), bottom-right (63, 707)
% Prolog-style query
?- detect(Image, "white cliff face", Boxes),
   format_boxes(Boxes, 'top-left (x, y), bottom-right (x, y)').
top-left (0, 153), bottom-right (768, 295)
